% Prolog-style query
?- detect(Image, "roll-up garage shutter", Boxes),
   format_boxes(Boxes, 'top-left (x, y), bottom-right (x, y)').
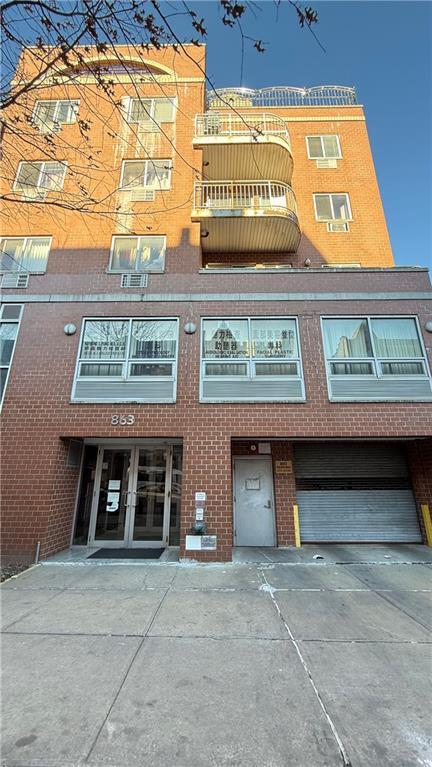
top-left (294, 443), bottom-right (422, 543)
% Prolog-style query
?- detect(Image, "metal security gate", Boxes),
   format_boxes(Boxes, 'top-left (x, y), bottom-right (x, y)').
top-left (294, 443), bottom-right (422, 543)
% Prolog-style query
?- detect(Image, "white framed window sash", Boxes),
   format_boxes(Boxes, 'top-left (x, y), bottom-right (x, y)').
top-left (201, 317), bottom-right (303, 381)
top-left (0, 304), bottom-right (23, 408)
top-left (108, 234), bottom-right (166, 273)
top-left (313, 192), bottom-right (352, 221)
top-left (321, 315), bottom-right (430, 380)
top-left (120, 159), bottom-right (172, 190)
top-left (32, 100), bottom-right (79, 131)
top-left (0, 236), bottom-right (52, 273)
top-left (126, 96), bottom-right (177, 124)
top-left (74, 317), bottom-right (179, 385)
top-left (306, 135), bottom-right (342, 159)
top-left (13, 161), bottom-right (67, 194)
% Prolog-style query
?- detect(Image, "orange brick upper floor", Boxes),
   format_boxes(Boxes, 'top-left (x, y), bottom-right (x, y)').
top-left (2, 46), bottom-right (393, 269)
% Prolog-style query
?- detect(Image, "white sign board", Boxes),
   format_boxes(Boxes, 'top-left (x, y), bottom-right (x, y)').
top-left (195, 492), bottom-right (206, 502)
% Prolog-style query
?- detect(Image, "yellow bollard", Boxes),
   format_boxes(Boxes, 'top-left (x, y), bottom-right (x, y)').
top-left (421, 504), bottom-right (432, 547)
top-left (293, 504), bottom-right (301, 548)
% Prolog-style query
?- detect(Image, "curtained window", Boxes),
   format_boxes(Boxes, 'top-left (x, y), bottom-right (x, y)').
top-left (110, 236), bottom-right (165, 272)
top-left (0, 237), bottom-right (51, 273)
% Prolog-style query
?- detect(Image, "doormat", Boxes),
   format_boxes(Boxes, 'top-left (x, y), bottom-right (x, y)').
top-left (88, 548), bottom-right (164, 560)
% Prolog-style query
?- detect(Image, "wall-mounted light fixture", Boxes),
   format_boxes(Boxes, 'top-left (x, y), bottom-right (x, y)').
top-left (64, 323), bottom-right (77, 336)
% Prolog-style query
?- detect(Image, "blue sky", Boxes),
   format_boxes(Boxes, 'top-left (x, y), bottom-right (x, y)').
top-left (183, 1), bottom-right (431, 267)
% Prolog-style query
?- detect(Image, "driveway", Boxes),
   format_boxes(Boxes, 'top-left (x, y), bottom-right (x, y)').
top-left (1, 544), bottom-right (431, 767)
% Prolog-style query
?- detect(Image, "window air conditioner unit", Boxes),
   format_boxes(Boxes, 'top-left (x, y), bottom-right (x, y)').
top-left (1, 273), bottom-right (29, 288)
top-left (121, 273), bottom-right (148, 288)
top-left (316, 158), bottom-right (338, 169)
top-left (327, 221), bottom-right (349, 232)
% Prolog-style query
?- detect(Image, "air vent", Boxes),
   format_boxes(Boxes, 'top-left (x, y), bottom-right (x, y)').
top-left (1, 273), bottom-right (29, 288)
top-left (121, 273), bottom-right (148, 288)
top-left (130, 189), bottom-right (155, 202)
top-left (327, 221), bottom-right (349, 233)
top-left (316, 158), bottom-right (338, 169)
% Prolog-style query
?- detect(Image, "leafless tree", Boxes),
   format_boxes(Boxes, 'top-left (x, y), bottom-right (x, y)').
top-left (0, 0), bottom-right (319, 224)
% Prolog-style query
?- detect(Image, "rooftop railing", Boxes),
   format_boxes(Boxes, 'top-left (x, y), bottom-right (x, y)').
top-left (207, 85), bottom-right (357, 108)
top-left (194, 180), bottom-right (298, 220)
top-left (194, 112), bottom-right (290, 146)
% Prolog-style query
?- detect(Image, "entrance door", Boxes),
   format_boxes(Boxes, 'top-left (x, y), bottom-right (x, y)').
top-left (89, 446), bottom-right (174, 548)
top-left (233, 458), bottom-right (276, 546)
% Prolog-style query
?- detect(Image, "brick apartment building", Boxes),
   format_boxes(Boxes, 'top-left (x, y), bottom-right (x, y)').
top-left (1, 45), bottom-right (431, 562)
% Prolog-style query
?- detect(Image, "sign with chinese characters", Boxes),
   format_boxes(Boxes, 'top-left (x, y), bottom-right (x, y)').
top-left (275, 460), bottom-right (293, 475)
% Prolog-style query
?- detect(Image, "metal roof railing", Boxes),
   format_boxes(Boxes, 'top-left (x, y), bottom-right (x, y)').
top-left (207, 85), bottom-right (357, 108)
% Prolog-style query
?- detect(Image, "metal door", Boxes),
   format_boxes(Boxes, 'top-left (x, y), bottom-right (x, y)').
top-left (233, 458), bottom-right (276, 546)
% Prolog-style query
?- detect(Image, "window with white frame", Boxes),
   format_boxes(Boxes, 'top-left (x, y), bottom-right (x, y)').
top-left (306, 135), bottom-right (341, 159)
top-left (313, 193), bottom-right (351, 221)
top-left (0, 237), bottom-right (51, 273)
top-left (126, 98), bottom-right (175, 125)
top-left (13, 161), bottom-right (67, 199)
top-left (109, 236), bottom-right (165, 272)
top-left (0, 304), bottom-right (23, 406)
top-left (76, 318), bottom-right (178, 380)
top-left (33, 100), bottom-right (79, 132)
top-left (202, 318), bottom-right (301, 378)
top-left (120, 160), bottom-right (172, 191)
top-left (322, 317), bottom-right (428, 377)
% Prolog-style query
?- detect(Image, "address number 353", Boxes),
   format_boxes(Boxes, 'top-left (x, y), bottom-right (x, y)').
top-left (111, 415), bottom-right (135, 426)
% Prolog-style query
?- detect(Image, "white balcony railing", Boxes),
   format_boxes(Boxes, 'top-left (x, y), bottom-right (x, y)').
top-left (194, 112), bottom-right (290, 146)
top-left (207, 85), bottom-right (357, 108)
top-left (194, 180), bottom-right (298, 219)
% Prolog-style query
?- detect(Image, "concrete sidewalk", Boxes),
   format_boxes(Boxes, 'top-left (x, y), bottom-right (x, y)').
top-left (1, 544), bottom-right (431, 767)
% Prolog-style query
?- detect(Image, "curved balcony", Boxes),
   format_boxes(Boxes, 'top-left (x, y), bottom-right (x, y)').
top-left (192, 180), bottom-right (301, 253)
top-left (193, 113), bottom-right (293, 183)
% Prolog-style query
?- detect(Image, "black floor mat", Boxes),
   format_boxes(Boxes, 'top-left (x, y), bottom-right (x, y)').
top-left (88, 548), bottom-right (164, 560)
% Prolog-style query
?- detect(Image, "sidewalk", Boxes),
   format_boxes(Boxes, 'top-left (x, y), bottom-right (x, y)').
top-left (1, 544), bottom-right (431, 767)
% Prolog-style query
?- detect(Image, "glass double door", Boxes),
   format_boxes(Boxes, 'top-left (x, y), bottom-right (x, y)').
top-left (89, 446), bottom-right (174, 547)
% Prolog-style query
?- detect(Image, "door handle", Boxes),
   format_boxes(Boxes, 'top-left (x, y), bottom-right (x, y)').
top-left (264, 500), bottom-right (271, 509)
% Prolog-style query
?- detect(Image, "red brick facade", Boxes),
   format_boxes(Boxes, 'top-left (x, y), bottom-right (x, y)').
top-left (1, 46), bottom-right (431, 561)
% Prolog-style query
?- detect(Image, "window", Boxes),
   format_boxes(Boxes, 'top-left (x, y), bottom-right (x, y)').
top-left (13, 162), bottom-right (67, 199)
top-left (33, 100), bottom-right (79, 132)
top-left (314, 193), bottom-right (351, 221)
top-left (109, 236), bottom-right (165, 272)
top-left (0, 237), bottom-right (51, 273)
top-left (322, 317), bottom-right (428, 377)
top-left (202, 318), bottom-right (301, 378)
top-left (0, 304), bottom-right (23, 406)
top-left (76, 318), bottom-right (178, 380)
top-left (306, 135), bottom-right (341, 159)
top-left (127, 98), bottom-right (175, 125)
top-left (120, 160), bottom-right (172, 191)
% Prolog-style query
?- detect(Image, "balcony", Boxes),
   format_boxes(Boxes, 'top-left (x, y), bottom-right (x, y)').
top-left (193, 113), bottom-right (293, 183)
top-left (192, 181), bottom-right (301, 253)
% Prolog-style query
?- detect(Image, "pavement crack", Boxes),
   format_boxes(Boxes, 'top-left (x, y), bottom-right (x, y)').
top-left (345, 566), bottom-right (431, 633)
top-left (259, 569), bottom-right (353, 767)
top-left (83, 585), bottom-right (171, 764)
